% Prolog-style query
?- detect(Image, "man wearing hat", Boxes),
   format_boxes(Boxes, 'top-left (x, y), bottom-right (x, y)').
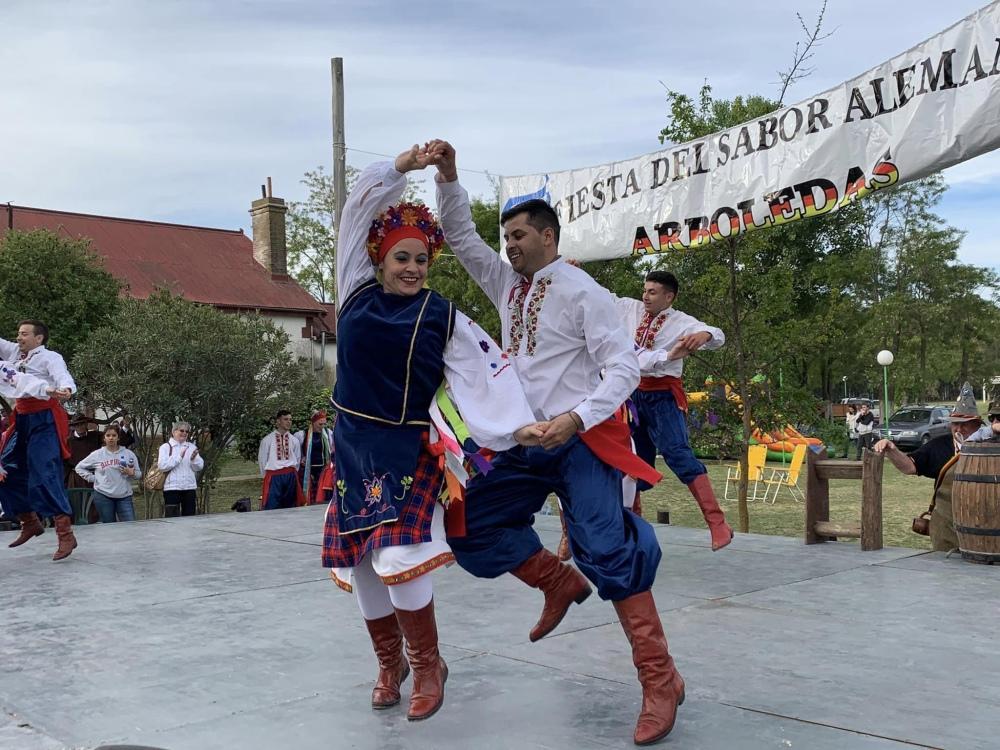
top-left (874, 382), bottom-right (986, 551)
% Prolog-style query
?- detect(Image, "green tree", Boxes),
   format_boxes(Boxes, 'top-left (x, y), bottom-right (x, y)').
top-left (428, 197), bottom-right (503, 340)
top-left (73, 291), bottom-right (323, 516)
top-left (0, 229), bottom-right (122, 362)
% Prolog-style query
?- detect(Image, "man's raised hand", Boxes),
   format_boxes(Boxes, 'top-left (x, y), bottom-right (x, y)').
top-left (425, 139), bottom-right (458, 183)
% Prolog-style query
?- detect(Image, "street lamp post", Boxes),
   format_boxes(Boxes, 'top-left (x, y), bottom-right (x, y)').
top-left (842, 375), bottom-right (848, 400)
top-left (876, 350), bottom-right (894, 439)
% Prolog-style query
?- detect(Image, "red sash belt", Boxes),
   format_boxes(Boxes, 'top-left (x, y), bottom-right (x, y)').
top-left (262, 466), bottom-right (306, 507)
top-left (2, 398), bottom-right (71, 460)
top-left (578, 418), bottom-right (662, 486)
top-left (637, 375), bottom-right (688, 412)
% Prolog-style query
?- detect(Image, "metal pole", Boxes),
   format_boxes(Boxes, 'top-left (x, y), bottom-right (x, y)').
top-left (331, 57), bottom-right (346, 312)
top-left (882, 366), bottom-right (891, 439)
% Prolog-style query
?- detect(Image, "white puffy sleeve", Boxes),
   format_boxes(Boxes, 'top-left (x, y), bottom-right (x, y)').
top-left (337, 161), bottom-right (408, 305)
top-left (442, 311), bottom-right (536, 451)
top-left (0, 362), bottom-right (51, 400)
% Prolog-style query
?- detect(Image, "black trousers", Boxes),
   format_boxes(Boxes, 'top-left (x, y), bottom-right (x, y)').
top-left (163, 489), bottom-right (197, 516)
top-left (856, 433), bottom-right (875, 460)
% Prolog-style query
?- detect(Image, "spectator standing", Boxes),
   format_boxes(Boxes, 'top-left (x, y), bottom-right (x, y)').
top-left (855, 403), bottom-right (877, 459)
top-left (294, 410), bottom-right (334, 505)
top-left (116, 415), bottom-right (137, 450)
top-left (74, 424), bottom-right (141, 522)
top-left (158, 421), bottom-right (203, 516)
top-left (845, 405), bottom-right (859, 458)
top-left (258, 410), bottom-right (303, 510)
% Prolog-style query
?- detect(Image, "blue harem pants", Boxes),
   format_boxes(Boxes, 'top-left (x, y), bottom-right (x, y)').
top-left (447, 436), bottom-right (661, 601)
top-left (631, 390), bottom-right (707, 488)
top-left (0, 410), bottom-right (72, 518)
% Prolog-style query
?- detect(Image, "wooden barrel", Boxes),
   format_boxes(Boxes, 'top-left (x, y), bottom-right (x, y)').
top-left (952, 441), bottom-right (1000, 564)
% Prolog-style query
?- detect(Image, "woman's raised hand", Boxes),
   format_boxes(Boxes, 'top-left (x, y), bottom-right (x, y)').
top-left (395, 144), bottom-right (432, 174)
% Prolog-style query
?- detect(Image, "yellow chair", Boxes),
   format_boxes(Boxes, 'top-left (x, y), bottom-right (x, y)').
top-left (762, 443), bottom-right (808, 504)
top-left (724, 444), bottom-right (767, 501)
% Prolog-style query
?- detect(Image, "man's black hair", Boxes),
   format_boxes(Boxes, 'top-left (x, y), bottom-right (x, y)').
top-left (500, 199), bottom-right (560, 246)
top-left (644, 271), bottom-right (678, 296)
top-left (18, 319), bottom-right (49, 345)
top-left (275, 410), bottom-right (292, 420)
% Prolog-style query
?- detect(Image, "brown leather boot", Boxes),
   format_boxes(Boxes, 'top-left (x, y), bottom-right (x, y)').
top-left (394, 600), bottom-right (448, 721)
top-left (8, 512), bottom-right (44, 548)
top-left (364, 613), bottom-right (410, 709)
top-left (614, 591), bottom-right (685, 746)
top-left (52, 514), bottom-right (78, 561)
top-left (556, 507), bottom-right (571, 562)
top-left (511, 548), bottom-right (592, 642)
top-left (688, 474), bottom-right (733, 551)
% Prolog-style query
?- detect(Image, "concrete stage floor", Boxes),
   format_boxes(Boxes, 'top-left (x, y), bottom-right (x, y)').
top-left (1, 508), bottom-right (998, 750)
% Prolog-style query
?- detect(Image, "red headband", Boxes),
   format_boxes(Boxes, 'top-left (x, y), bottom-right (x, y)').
top-left (377, 226), bottom-right (429, 263)
top-left (311, 410), bottom-right (327, 423)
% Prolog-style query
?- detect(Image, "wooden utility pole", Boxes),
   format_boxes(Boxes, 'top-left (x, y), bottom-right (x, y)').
top-left (331, 57), bottom-right (346, 311)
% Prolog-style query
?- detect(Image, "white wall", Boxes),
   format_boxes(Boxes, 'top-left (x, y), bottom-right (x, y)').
top-left (266, 312), bottom-right (336, 386)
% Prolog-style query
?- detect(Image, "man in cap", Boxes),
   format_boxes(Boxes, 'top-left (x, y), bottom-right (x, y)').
top-left (874, 382), bottom-right (986, 551)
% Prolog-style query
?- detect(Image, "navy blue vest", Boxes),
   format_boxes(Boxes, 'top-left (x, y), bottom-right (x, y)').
top-left (332, 281), bottom-right (455, 426)
top-left (330, 282), bottom-right (455, 535)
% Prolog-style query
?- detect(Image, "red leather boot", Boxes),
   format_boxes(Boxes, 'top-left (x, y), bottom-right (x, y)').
top-left (511, 548), bottom-right (592, 642)
top-left (364, 613), bottom-right (410, 709)
top-left (8, 512), bottom-right (44, 548)
top-left (687, 474), bottom-right (733, 550)
top-left (52, 514), bottom-right (78, 561)
top-left (614, 591), bottom-right (685, 745)
top-left (556, 507), bottom-right (571, 562)
top-left (394, 600), bottom-right (448, 721)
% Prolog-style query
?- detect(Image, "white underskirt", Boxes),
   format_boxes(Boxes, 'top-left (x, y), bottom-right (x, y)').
top-left (330, 501), bottom-right (454, 591)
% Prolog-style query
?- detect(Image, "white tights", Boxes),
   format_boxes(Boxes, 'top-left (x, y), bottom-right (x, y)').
top-left (352, 553), bottom-right (434, 619)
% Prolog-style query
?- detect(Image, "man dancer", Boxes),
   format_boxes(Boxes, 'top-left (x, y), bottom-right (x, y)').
top-left (0, 321), bottom-right (78, 560)
top-left (611, 271), bottom-right (732, 551)
top-left (258, 410), bottom-right (304, 510)
top-left (431, 141), bottom-right (683, 746)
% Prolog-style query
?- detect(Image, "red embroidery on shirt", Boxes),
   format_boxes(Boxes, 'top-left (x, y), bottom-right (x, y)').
top-left (634, 311), bottom-right (668, 351)
top-left (276, 433), bottom-right (290, 461)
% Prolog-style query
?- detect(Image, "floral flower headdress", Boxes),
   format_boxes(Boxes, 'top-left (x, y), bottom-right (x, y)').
top-left (366, 202), bottom-right (445, 266)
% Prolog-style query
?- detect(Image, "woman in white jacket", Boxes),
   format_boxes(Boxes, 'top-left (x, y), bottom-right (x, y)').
top-left (157, 421), bottom-right (204, 516)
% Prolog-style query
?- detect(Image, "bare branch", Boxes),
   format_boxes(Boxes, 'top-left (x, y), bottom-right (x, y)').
top-left (777, 0), bottom-right (835, 105)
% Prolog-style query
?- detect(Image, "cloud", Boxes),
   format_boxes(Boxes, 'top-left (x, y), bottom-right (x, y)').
top-left (1, 0), bottom-right (996, 275)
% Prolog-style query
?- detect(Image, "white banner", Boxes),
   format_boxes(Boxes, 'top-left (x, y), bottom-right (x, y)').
top-left (500, 2), bottom-right (1000, 261)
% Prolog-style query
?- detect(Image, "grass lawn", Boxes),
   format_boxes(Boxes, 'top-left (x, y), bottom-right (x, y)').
top-left (639, 457), bottom-right (933, 550)
top-left (127, 454), bottom-right (935, 551)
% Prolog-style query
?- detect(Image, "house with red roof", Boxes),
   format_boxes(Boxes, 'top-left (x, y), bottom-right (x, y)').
top-left (1, 186), bottom-right (335, 382)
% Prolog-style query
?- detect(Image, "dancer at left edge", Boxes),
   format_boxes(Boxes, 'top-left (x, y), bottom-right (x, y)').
top-left (0, 321), bottom-right (79, 560)
top-left (323, 145), bottom-right (541, 721)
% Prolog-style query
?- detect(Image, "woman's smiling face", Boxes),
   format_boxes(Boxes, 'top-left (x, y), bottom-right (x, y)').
top-left (380, 238), bottom-right (428, 296)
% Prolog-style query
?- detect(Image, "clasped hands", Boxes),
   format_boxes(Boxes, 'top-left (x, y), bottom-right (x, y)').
top-left (394, 140), bottom-right (458, 182)
top-left (514, 412), bottom-right (583, 450)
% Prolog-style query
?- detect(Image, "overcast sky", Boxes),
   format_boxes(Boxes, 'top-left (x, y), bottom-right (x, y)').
top-left (2, 0), bottom-right (998, 273)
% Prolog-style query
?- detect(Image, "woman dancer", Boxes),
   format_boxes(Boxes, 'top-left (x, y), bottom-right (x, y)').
top-left (324, 145), bottom-right (540, 721)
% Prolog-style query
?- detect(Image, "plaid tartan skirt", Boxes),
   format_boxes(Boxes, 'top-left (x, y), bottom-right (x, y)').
top-left (322, 445), bottom-right (444, 570)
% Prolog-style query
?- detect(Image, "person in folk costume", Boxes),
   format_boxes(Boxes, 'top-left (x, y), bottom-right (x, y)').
top-left (294, 410), bottom-right (333, 505)
top-left (325, 145), bottom-right (541, 722)
top-left (0, 321), bottom-right (79, 560)
top-left (431, 140), bottom-right (690, 747)
top-left (874, 382), bottom-right (990, 551)
top-left (0, 358), bottom-right (64, 489)
top-left (610, 270), bottom-right (731, 551)
top-left (258, 410), bottom-right (304, 510)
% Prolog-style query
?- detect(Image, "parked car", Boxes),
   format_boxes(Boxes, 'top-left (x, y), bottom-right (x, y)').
top-left (885, 405), bottom-right (952, 449)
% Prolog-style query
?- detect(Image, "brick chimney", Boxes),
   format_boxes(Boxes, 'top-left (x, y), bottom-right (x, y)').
top-left (250, 177), bottom-right (288, 276)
